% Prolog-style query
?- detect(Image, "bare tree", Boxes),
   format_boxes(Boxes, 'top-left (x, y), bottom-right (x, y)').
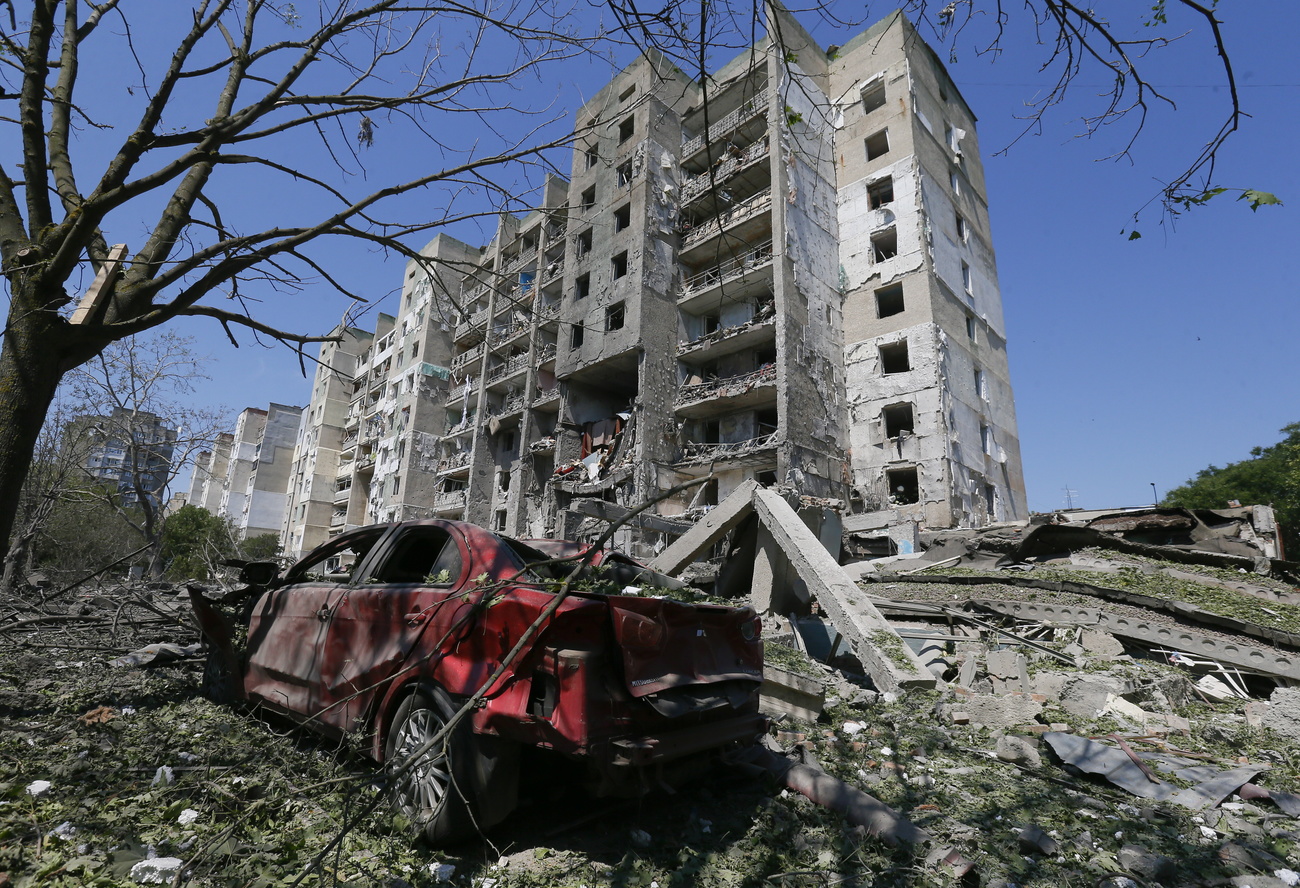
top-left (65, 333), bottom-right (229, 576)
top-left (0, 0), bottom-right (591, 566)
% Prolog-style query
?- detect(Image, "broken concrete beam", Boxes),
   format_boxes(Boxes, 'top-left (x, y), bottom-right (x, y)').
top-left (752, 488), bottom-right (934, 692)
top-left (650, 479), bottom-right (758, 576)
top-left (970, 598), bottom-right (1300, 682)
top-left (759, 664), bottom-right (826, 722)
top-left (570, 497), bottom-right (694, 536)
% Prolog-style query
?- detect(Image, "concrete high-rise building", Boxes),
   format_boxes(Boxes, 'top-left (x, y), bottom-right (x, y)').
top-left (238, 402), bottom-right (303, 539)
top-left (188, 432), bottom-right (233, 513)
top-left (289, 5), bottom-right (1027, 558)
top-left (281, 326), bottom-right (373, 557)
top-left (68, 407), bottom-right (178, 509)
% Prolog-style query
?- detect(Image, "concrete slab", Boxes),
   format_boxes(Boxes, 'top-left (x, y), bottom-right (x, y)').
top-left (650, 479), bottom-right (758, 575)
top-left (752, 488), bottom-right (935, 692)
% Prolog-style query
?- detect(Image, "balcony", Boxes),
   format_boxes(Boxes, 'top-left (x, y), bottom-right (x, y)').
top-left (681, 90), bottom-right (770, 159)
top-left (679, 240), bottom-right (774, 310)
top-left (453, 307), bottom-right (490, 343)
top-left (446, 377), bottom-right (477, 404)
top-left (333, 485), bottom-right (352, 504)
top-left (451, 343), bottom-right (484, 372)
top-left (487, 392), bottom-right (525, 420)
top-left (505, 247), bottom-right (538, 273)
top-left (678, 431), bottom-right (779, 465)
top-left (680, 189), bottom-right (771, 252)
top-left (540, 257), bottom-right (565, 285)
top-left (676, 364), bottom-right (777, 418)
top-left (330, 510), bottom-right (348, 527)
top-left (679, 309), bottom-right (775, 363)
top-left (680, 136), bottom-right (770, 204)
top-left (535, 342), bottom-right (557, 365)
top-left (437, 451), bottom-right (471, 475)
top-left (537, 301), bottom-right (560, 326)
top-left (487, 355), bottom-right (529, 387)
top-left (529, 436), bottom-right (557, 454)
top-left (489, 319), bottom-right (530, 348)
top-left (434, 489), bottom-right (468, 510)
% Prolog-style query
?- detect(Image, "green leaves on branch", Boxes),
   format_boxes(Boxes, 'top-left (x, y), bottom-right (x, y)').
top-left (1124, 186), bottom-right (1282, 239)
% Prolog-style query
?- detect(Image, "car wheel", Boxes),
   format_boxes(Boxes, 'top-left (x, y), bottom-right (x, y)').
top-left (385, 687), bottom-right (476, 844)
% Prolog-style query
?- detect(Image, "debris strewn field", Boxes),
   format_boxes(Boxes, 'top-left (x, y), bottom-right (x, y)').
top-left (4, 510), bottom-right (1300, 888)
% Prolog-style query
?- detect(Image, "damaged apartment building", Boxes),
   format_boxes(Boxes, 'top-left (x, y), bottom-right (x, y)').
top-left (279, 4), bottom-right (1027, 559)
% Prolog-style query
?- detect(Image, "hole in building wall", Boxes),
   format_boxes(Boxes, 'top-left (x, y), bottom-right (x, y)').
top-left (756, 407), bottom-right (778, 436)
top-left (584, 144), bottom-right (599, 169)
top-left (570, 323), bottom-right (585, 349)
top-left (575, 273), bottom-right (590, 300)
top-left (619, 84), bottom-right (636, 102)
top-left (867, 176), bottom-right (894, 209)
top-left (864, 129), bottom-right (889, 161)
top-left (612, 251), bottom-right (628, 279)
top-left (887, 467), bottom-right (920, 505)
top-left (606, 302), bottom-right (625, 330)
top-left (870, 227), bottom-right (898, 261)
top-left (494, 509), bottom-right (508, 532)
top-left (879, 340), bottom-right (910, 374)
top-left (615, 204), bottom-right (631, 232)
top-left (576, 229), bottom-right (593, 257)
top-left (580, 185), bottom-right (596, 211)
top-left (861, 81), bottom-right (886, 114)
top-left (882, 403), bottom-right (914, 438)
top-left (618, 117), bottom-right (634, 143)
top-left (875, 283), bottom-right (904, 318)
top-left (617, 160), bottom-right (634, 186)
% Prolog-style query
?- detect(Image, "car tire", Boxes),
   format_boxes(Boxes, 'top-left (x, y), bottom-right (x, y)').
top-left (385, 686), bottom-right (477, 844)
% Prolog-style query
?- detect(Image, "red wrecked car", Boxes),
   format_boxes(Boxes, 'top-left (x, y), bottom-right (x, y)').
top-left (190, 519), bottom-right (766, 843)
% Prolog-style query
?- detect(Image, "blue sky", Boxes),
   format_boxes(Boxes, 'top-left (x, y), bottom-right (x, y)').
top-left (121, 2), bottom-right (1296, 512)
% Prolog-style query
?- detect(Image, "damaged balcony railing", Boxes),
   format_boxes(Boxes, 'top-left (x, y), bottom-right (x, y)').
top-left (436, 451), bottom-right (471, 474)
top-left (487, 355), bottom-right (529, 384)
top-left (535, 342), bottom-right (557, 363)
top-left (434, 488), bottom-right (468, 508)
top-left (537, 301), bottom-right (560, 323)
top-left (454, 307), bottom-right (490, 339)
top-left (540, 257), bottom-right (565, 285)
top-left (677, 364), bottom-right (777, 406)
top-left (451, 343), bottom-right (484, 371)
top-left (489, 319), bottom-right (530, 347)
top-left (680, 189), bottom-right (772, 250)
top-left (681, 241), bottom-right (774, 299)
top-left (487, 393), bottom-right (525, 419)
top-left (681, 90), bottom-right (770, 158)
top-left (680, 431), bottom-right (779, 463)
top-left (446, 377), bottom-right (477, 403)
top-left (505, 247), bottom-right (537, 273)
top-left (680, 137), bottom-right (770, 204)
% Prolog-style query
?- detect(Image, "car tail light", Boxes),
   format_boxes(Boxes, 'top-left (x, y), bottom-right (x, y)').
top-left (615, 610), bottom-right (664, 650)
top-left (740, 613), bottom-right (761, 642)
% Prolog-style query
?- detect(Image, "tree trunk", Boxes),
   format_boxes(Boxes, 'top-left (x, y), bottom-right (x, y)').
top-left (0, 300), bottom-right (80, 568)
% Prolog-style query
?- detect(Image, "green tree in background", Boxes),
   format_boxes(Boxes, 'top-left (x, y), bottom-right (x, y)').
top-left (1163, 424), bottom-right (1300, 559)
top-left (159, 504), bottom-right (236, 581)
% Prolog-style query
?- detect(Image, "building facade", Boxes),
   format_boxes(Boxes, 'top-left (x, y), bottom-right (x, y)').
top-left (283, 6), bottom-right (1027, 559)
top-left (70, 407), bottom-right (178, 508)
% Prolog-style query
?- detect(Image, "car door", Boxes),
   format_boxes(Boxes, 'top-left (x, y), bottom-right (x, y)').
top-left (243, 526), bottom-right (389, 718)
top-left (310, 524), bottom-right (469, 734)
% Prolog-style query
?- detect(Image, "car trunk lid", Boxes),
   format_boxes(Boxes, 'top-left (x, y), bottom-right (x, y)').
top-left (607, 595), bottom-right (763, 698)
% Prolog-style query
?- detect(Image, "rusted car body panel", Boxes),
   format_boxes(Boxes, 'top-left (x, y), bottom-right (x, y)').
top-left (192, 519), bottom-right (765, 791)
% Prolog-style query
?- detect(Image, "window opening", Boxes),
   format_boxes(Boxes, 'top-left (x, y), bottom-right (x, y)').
top-left (865, 129), bottom-right (889, 161)
top-left (575, 228), bottom-right (592, 257)
top-left (886, 467), bottom-right (920, 505)
top-left (980, 423), bottom-right (991, 454)
top-left (882, 403), bottom-right (915, 438)
top-left (619, 84), bottom-right (636, 102)
top-left (867, 177), bottom-right (894, 209)
top-left (870, 228), bottom-right (898, 261)
top-left (584, 144), bottom-right (599, 169)
top-left (861, 81), bottom-right (886, 114)
top-left (494, 509), bottom-right (508, 532)
top-left (575, 273), bottom-right (590, 300)
top-left (606, 302), bottom-right (625, 330)
top-left (614, 204), bottom-right (631, 232)
top-left (580, 185), bottom-right (596, 212)
top-left (618, 116), bottom-right (634, 143)
top-left (875, 283), bottom-right (904, 318)
top-left (961, 260), bottom-right (971, 293)
top-left (617, 160), bottom-right (634, 187)
top-left (973, 367), bottom-right (985, 399)
top-left (570, 323), bottom-right (584, 349)
top-left (612, 251), bottom-right (628, 279)
top-left (880, 340), bottom-right (910, 374)
top-left (965, 314), bottom-right (976, 340)
top-left (956, 213), bottom-right (968, 243)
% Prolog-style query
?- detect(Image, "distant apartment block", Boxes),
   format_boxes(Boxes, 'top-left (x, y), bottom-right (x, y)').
top-left (283, 5), bottom-right (1027, 559)
top-left (69, 407), bottom-right (177, 508)
top-left (189, 404), bottom-right (302, 541)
